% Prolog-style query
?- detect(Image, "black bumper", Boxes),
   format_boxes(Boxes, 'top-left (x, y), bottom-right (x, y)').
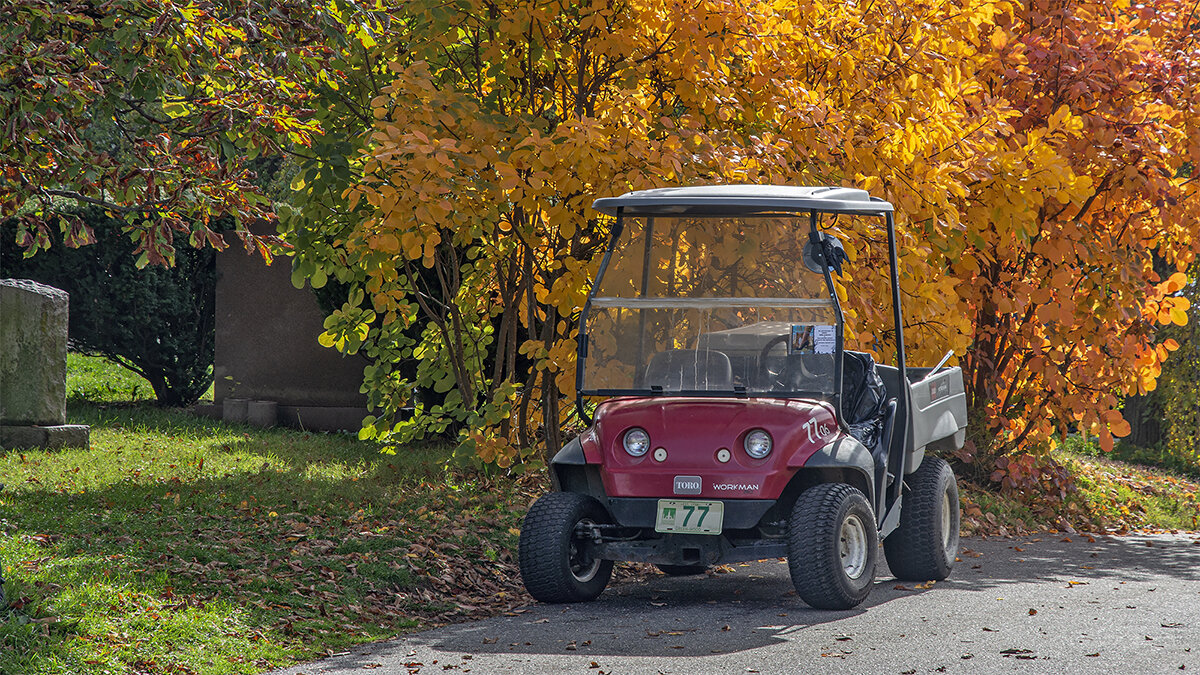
top-left (606, 497), bottom-right (777, 529)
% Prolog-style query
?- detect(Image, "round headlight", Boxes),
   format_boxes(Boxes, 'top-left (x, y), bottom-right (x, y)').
top-left (623, 427), bottom-right (650, 456)
top-left (744, 429), bottom-right (773, 459)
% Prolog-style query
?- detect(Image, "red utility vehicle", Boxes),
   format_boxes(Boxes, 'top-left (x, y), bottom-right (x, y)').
top-left (518, 186), bottom-right (968, 609)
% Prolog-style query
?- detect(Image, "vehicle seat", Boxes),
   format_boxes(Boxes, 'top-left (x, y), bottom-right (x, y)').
top-left (645, 349), bottom-right (733, 391)
top-left (843, 351), bottom-right (889, 448)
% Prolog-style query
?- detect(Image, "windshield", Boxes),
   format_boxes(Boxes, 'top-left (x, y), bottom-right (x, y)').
top-left (581, 214), bottom-right (840, 397)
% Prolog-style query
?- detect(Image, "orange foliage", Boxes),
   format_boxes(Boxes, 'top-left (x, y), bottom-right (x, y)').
top-left (319, 0), bottom-right (1200, 471)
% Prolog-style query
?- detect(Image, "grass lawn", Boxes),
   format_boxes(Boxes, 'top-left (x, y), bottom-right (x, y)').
top-left (1, 357), bottom-right (539, 674)
top-left (959, 449), bottom-right (1200, 537)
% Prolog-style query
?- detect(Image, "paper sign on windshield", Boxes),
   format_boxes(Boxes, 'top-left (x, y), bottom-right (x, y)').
top-left (790, 324), bottom-right (836, 354)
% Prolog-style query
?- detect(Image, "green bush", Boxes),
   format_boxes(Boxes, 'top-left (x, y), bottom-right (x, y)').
top-left (1, 210), bottom-right (215, 406)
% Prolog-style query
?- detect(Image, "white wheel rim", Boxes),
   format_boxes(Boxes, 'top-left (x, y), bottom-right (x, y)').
top-left (839, 514), bottom-right (868, 580)
top-left (941, 490), bottom-right (952, 552)
top-left (570, 518), bottom-right (601, 583)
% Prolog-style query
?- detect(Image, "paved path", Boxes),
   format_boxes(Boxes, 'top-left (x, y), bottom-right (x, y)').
top-left (272, 533), bottom-right (1200, 675)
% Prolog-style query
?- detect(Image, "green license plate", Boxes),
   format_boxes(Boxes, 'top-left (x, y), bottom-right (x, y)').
top-left (655, 499), bottom-right (724, 534)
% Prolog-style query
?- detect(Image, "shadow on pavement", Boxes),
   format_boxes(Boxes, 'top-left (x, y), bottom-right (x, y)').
top-left (277, 532), bottom-right (1200, 671)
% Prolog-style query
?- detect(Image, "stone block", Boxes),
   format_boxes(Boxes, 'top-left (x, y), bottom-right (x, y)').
top-left (223, 397), bottom-right (249, 422)
top-left (246, 400), bottom-right (278, 427)
top-left (1, 424), bottom-right (89, 450)
top-left (0, 279), bottom-right (69, 425)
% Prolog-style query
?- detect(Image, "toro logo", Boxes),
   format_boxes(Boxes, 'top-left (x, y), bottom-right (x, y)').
top-left (673, 475), bottom-right (703, 495)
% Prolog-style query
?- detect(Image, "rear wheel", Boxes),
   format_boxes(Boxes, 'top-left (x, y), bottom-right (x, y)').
top-left (788, 483), bottom-right (878, 610)
top-left (883, 456), bottom-right (959, 581)
top-left (519, 492), bottom-right (614, 603)
top-left (656, 564), bottom-right (708, 576)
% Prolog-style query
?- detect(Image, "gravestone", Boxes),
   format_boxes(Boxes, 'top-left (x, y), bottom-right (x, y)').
top-left (0, 279), bottom-right (90, 449)
top-left (200, 228), bottom-right (369, 431)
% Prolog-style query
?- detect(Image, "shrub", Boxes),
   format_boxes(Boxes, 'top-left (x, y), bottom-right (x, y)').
top-left (1, 209), bottom-right (215, 406)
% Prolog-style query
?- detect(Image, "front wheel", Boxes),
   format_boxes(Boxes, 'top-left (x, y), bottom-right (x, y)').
top-left (518, 492), bottom-right (614, 603)
top-left (883, 456), bottom-right (960, 581)
top-left (788, 483), bottom-right (878, 610)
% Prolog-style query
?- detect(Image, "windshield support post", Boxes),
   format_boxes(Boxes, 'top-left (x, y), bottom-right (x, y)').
top-left (576, 208), bottom-right (626, 426)
top-left (810, 210), bottom-right (845, 427)
top-left (884, 211), bottom-right (909, 509)
top-left (633, 217), bottom-right (655, 388)
top-left (884, 212), bottom-right (906, 381)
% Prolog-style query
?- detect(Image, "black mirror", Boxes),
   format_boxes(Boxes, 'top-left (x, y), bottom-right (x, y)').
top-left (803, 233), bottom-right (846, 275)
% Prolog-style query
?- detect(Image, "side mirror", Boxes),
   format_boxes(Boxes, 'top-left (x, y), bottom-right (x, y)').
top-left (803, 233), bottom-right (847, 275)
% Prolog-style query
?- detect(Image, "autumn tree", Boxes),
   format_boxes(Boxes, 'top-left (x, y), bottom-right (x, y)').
top-left (0, 0), bottom-right (374, 265)
top-left (314, 0), bottom-right (1021, 465)
top-left (948, 0), bottom-right (1199, 479)
top-left (301, 0), bottom-right (1199, 486)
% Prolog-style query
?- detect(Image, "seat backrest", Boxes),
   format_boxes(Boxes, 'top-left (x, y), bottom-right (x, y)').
top-left (842, 350), bottom-right (887, 425)
top-left (645, 349), bottom-right (733, 391)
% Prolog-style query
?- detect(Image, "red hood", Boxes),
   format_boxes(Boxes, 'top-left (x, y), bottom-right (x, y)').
top-left (582, 397), bottom-right (840, 499)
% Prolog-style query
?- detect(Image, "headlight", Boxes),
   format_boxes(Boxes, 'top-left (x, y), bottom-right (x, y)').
top-left (744, 429), bottom-right (773, 459)
top-left (623, 427), bottom-right (650, 456)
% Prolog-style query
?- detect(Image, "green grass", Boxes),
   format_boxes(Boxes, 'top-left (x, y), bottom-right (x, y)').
top-left (65, 352), bottom-right (215, 403)
top-left (959, 442), bottom-right (1200, 536)
top-left (0, 357), bottom-right (538, 675)
top-left (65, 352), bottom-right (156, 404)
top-left (1078, 434), bottom-right (1200, 479)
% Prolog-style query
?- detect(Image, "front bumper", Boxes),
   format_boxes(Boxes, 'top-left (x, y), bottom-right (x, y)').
top-left (606, 497), bottom-right (778, 529)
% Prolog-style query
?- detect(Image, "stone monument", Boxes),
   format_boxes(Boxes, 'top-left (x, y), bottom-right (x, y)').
top-left (198, 228), bottom-right (370, 431)
top-left (0, 278), bottom-right (90, 449)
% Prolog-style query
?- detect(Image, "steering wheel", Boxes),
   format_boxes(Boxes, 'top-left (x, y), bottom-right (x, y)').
top-left (758, 335), bottom-right (790, 386)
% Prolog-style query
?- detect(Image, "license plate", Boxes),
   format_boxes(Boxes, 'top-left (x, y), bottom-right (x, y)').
top-left (655, 499), bottom-right (724, 534)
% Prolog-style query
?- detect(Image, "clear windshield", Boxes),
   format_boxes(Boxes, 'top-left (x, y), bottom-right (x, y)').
top-left (582, 215), bottom-right (840, 396)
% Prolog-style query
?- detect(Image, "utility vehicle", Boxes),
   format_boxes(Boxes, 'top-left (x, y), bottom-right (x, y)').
top-left (517, 185), bottom-right (967, 609)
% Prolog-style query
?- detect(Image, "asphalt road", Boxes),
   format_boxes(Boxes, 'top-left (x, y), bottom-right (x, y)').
top-left (272, 533), bottom-right (1200, 675)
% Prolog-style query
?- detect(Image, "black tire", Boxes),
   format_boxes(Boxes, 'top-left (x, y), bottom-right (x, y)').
top-left (518, 492), bottom-right (614, 603)
top-left (883, 456), bottom-right (960, 581)
top-left (788, 483), bottom-right (878, 610)
top-left (656, 564), bottom-right (709, 576)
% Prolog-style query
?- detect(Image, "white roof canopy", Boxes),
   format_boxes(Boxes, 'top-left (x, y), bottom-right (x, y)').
top-left (592, 185), bottom-right (893, 216)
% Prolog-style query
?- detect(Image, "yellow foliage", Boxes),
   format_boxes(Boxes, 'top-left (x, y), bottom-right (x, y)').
top-left (316, 0), bottom-right (1200, 466)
